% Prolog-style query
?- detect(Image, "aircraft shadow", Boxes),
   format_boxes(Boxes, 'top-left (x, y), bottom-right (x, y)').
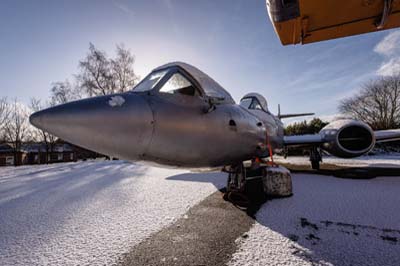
top-left (165, 171), bottom-right (227, 190)
top-left (167, 169), bottom-right (400, 265)
top-left (292, 166), bottom-right (400, 179)
top-left (251, 174), bottom-right (400, 266)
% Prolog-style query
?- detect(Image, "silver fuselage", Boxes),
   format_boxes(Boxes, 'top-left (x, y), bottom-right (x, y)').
top-left (30, 62), bottom-right (286, 168)
top-left (30, 91), bottom-right (284, 168)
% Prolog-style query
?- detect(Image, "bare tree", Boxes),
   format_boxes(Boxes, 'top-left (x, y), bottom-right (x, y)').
top-left (0, 97), bottom-right (9, 142)
top-left (4, 99), bottom-right (30, 166)
top-left (50, 80), bottom-right (83, 105)
top-left (339, 75), bottom-right (400, 130)
top-left (78, 43), bottom-right (114, 96)
top-left (30, 98), bottom-right (56, 163)
top-left (111, 44), bottom-right (140, 92)
top-left (77, 43), bottom-right (139, 96)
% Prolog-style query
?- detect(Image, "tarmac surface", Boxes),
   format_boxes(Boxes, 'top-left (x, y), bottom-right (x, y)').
top-left (120, 189), bottom-right (255, 266)
top-left (119, 166), bottom-right (400, 266)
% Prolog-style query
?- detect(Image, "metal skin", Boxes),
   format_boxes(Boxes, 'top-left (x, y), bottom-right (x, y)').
top-left (30, 62), bottom-right (285, 168)
top-left (319, 119), bottom-right (375, 158)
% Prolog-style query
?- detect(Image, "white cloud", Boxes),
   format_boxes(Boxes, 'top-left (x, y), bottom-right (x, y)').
top-left (374, 30), bottom-right (400, 56)
top-left (376, 57), bottom-right (400, 76)
top-left (374, 30), bottom-right (400, 76)
top-left (113, 1), bottom-right (135, 17)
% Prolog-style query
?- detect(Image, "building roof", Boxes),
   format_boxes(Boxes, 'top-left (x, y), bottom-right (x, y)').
top-left (20, 143), bottom-right (74, 153)
top-left (0, 143), bottom-right (74, 154)
top-left (0, 144), bottom-right (13, 153)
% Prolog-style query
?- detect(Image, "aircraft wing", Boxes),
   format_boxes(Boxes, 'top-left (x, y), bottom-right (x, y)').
top-left (284, 129), bottom-right (400, 146)
top-left (283, 134), bottom-right (324, 146)
top-left (267, 0), bottom-right (400, 45)
top-left (375, 129), bottom-right (400, 142)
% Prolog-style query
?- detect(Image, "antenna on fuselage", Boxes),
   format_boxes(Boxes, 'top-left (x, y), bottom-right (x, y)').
top-left (278, 104), bottom-right (281, 118)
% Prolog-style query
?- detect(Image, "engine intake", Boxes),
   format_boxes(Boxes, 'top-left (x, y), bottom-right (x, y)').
top-left (320, 119), bottom-right (375, 158)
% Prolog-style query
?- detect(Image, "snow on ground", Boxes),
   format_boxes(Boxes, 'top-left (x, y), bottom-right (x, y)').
top-left (229, 173), bottom-right (400, 266)
top-left (275, 154), bottom-right (400, 168)
top-left (0, 160), bottom-right (225, 266)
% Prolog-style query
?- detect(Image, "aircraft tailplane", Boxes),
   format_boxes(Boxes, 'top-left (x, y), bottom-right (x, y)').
top-left (278, 104), bottom-right (314, 119)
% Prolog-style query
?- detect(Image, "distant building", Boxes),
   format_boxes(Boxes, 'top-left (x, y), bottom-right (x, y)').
top-left (0, 144), bottom-right (25, 166)
top-left (22, 143), bottom-right (77, 165)
top-left (0, 142), bottom-right (77, 166)
top-left (68, 143), bottom-right (104, 161)
top-left (0, 139), bottom-right (109, 167)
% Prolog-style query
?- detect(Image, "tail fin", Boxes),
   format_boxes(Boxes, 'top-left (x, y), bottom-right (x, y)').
top-left (278, 104), bottom-right (314, 119)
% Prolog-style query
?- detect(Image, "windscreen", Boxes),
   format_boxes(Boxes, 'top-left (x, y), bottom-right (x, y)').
top-left (133, 70), bottom-right (168, 92)
top-left (240, 97), bottom-right (263, 111)
top-left (240, 98), bottom-right (252, 109)
top-left (159, 73), bottom-right (200, 96)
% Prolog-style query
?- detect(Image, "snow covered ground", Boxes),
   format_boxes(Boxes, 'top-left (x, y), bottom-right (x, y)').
top-left (0, 160), bottom-right (225, 266)
top-left (1, 158), bottom-right (400, 266)
top-left (229, 173), bottom-right (400, 266)
top-left (275, 154), bottom-right (400, 168)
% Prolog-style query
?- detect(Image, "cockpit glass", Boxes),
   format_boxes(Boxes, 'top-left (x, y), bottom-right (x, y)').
top-left (133, 70), bottom-right (168, 92)
top-left (250, 98), bottom-right (263, 110)
top-left (240, 97), bottom-right (264, 111)
top-left (159, 73), bottom-right (200, 96)
top-left (240, 98), bottom-right (252, 109)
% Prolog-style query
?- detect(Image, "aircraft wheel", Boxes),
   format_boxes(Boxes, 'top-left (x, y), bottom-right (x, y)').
top-left (310, 146), bottom-right (322, 170)
top-left (222, 192), bottom-right (229, 201)
top-left (311, 160), bottom-right (320, 170)
top-left (227, 191), bottom-right (250, 208)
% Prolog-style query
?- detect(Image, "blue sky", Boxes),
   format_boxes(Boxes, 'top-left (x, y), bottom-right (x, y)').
top-left (1, 0), bottom-right (399, 121)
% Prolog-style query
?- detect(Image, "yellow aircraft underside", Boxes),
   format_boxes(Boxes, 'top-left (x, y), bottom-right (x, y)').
top-left (268, 0), bottom-right (400, 45)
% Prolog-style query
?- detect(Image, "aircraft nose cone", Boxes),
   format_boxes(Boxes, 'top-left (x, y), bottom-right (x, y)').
top-left (29, 111), bottom-right (43, 129)
top-left (29, 94), bottom-right (154, 160)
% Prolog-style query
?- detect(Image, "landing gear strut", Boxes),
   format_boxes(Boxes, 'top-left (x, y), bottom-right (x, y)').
top-left (310, 146), bottom-right (322, 170)
top-left (223, 159), bottom-right (293, 215)
top-left (224, 163), bottom-right (250, 207)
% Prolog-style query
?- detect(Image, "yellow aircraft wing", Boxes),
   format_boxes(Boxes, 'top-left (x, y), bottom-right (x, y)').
top-left (267, 0), bottom-right (400, 45)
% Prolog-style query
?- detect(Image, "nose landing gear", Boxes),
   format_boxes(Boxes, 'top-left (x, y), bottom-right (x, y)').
top-left (310, 146), bottom-right (322, 170)
top-left (223, 159), bottom-right (293, 216)
top-left (223, 163), bottom-right (250, 208)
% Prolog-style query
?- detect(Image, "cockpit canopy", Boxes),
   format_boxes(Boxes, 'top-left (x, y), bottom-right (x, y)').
top-left (240, 93), bottom-right (268, 112)
top-left (132, 62), bottom-right (235, 104)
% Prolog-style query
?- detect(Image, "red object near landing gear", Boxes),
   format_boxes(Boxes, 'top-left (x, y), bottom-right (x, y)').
top-left (222, 131), bottom-right (292, 212)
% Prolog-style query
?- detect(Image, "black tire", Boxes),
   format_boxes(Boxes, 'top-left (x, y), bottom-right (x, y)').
top-left (227, 191), bottom-right (250, 208)
top-left (222, 192), bottom-right (229, 201)
top-left (311, 160), bottom-right (320, 170)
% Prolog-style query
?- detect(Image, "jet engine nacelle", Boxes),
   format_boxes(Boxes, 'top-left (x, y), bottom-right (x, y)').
top-left (319, 119), bottom-right (375, 158)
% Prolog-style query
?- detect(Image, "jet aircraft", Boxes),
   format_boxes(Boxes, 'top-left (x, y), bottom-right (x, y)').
top-left (30, 62), bottom-right (400, 191)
